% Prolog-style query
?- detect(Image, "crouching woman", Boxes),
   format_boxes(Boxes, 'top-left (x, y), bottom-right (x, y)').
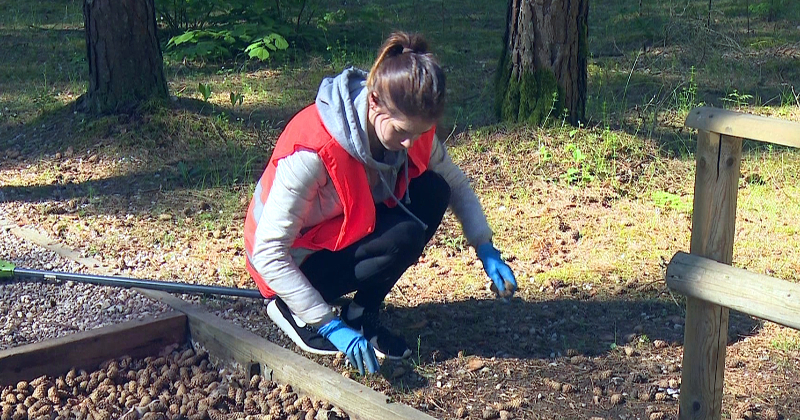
top-left (244, 31), bottom-right (516, 375)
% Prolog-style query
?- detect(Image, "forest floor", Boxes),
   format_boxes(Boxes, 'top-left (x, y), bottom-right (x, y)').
top-left (2, 0), bottom-right (800, 419)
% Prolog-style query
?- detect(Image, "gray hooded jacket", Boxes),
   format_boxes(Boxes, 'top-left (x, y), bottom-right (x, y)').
top-left (249, 68), bottom-right (493, 326)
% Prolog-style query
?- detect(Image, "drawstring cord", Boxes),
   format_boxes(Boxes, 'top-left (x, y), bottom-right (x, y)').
top-left (378, 152), bottom-right (428, 231)
top-left (403, 157), bottom-right (411, 205)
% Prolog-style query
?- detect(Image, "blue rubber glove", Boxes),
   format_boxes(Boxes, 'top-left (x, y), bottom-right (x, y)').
top-left (477, 243), bottom-right (518, 298)
top-left (317, 318), bottom-right (379, 376)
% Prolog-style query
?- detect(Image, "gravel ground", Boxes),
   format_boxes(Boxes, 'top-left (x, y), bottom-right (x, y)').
top-left (0, 210), bottom-right (325, 364)
top-left (0, 226), bottom-right (171, 351)
top-left (0, 209), bottom-right (307, 362)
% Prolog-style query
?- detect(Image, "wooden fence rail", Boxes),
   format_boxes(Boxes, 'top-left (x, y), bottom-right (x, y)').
top-left (668, 107), bottom-right (800, 420)
top-left (666, 252), bottom-right (800, 331)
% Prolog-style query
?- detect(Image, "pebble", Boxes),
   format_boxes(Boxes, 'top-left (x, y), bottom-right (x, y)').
top-left (653, 339), bottom-right (669, 349)
top-left (467, 358), bottom-right (487, 372)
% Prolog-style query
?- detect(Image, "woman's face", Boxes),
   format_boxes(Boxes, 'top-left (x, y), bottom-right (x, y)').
top-left (369, 94), bottom-right (435, 151)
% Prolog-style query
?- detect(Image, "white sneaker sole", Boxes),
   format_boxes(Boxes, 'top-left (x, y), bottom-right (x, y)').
top-left (267, 300), bottom-right (338, 356)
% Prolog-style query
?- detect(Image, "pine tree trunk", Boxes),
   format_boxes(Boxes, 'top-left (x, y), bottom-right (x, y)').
top-left (80, 0), bottom-right (169, 114)
top-left (495, 0), bottom-right (588, 127)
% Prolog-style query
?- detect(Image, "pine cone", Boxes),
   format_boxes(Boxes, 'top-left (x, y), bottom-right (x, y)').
top-left (31, 384), bottom-right (47, 400)
top-left (26, 400), bottom-right (46, 416)
top-left (207, 408), bottom-right (227, 420)
top-left (296, 396), bottom-right (312, 411)
top-left (150, 377), bottom-right (169, 394)
top-left (244, 398), bottom-right (259, 415)
top-left (91, 408), bottom-right (111, 420)
top-left (87, 377), bottom-right (100, 392)
top-left (166, 366), bottom-right (180, 382)
top-left (260, 380), bottom-right (276, 392)
top-left (248, 375), bottom-right (262, 391)
top-left (269, 404), bottom-right (282, 417)
top-left (29, 376), bottom-right (48, 388)
top-left (235, 388), bottom-right (245, 407)
top-left (65, 369), bottom-right (78, 387)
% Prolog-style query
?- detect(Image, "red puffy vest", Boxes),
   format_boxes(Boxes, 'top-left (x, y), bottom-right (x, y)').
top-left (244, 104), bottom-right (435, 298)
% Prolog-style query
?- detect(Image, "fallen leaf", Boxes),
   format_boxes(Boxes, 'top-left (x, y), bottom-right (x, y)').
top-left (467, 358), bottom-right (486, 372)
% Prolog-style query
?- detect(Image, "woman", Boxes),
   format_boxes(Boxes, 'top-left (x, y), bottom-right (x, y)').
top-left (244, 32), bottom-right (516, 376)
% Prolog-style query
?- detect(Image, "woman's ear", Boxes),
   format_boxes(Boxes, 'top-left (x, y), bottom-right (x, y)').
top-left (368, 91), bottom-right (381, 110)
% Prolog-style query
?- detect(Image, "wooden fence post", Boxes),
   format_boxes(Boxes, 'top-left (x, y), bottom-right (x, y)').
top-left (678, 130), bottom-right (742, 420)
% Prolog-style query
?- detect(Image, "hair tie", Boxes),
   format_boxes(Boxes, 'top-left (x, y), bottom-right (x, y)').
top-left (402, 47), bottom-right (413, 54)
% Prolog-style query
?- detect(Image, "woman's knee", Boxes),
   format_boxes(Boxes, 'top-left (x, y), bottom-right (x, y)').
top-left (392, 221), bottom-right (427, 265)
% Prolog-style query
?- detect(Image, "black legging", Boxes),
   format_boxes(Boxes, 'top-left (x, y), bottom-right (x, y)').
top-left (299, 170), bottom-right (451, 311)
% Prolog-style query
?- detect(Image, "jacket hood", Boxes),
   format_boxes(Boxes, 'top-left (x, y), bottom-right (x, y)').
top-left (315, 67), bottom-right (400, 172)
top-left (315, 68), bottom-right (427, 229)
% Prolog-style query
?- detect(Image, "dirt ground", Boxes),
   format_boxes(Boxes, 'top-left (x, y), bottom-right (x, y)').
top-left (1, 111), bottom-right (799, 420)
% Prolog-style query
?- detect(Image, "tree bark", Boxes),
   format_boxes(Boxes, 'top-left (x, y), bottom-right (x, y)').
top-left (495, 0), bottom-right (588, 126)
top-left (80, 0), bottom-right (169, 114)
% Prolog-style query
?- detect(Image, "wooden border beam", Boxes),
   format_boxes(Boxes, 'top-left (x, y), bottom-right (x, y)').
top-left (685, 107), bottom-right (800, 149)
top-left (139, 289), bottom-right (438, 420)
top-left (667, 251), bottom-right (800, 331)
top-left (0, 312), bottom-right (186, 384)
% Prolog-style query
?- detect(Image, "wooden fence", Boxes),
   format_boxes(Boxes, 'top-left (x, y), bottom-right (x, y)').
top-left (664, 106), bottom-right (800, 420)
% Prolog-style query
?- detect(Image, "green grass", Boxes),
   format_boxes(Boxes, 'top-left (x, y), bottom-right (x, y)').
top-left (770, 329), bottom-right (800, 353)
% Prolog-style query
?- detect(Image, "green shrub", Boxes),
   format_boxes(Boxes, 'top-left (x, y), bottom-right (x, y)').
top-left (157, 0), bottom-right (325, 62)
top-left (167, 25), bottom-right (289, 61)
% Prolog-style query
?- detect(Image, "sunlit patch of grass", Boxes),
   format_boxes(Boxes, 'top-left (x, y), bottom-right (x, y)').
top-left (770, 330), bottom-right (800, 353)
top-left (734, 183), bottom-right (800, 282)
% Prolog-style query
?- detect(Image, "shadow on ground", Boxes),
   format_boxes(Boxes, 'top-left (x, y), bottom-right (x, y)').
top-left (386, 297), bottom-right (760, 362)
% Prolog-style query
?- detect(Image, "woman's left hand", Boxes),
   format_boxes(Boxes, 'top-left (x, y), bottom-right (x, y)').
top-left (476, 243), bottom-right (517, 299)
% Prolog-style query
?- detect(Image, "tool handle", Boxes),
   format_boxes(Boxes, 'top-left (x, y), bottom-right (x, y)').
top-left (0, 260), bottom-right (14, 279)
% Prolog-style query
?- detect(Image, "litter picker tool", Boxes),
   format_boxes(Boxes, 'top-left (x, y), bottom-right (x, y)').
top-left (0, 260), bottom-right (264, 299)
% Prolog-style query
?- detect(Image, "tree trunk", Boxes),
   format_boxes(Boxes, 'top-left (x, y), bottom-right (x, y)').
top-left (80, 0), bottom-right (169, 114)
top-left (495, 0), bottom-right (588, 127)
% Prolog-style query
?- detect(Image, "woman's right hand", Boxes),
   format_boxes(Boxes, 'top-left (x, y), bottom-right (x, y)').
top-left (317, 318), bottom-right (380, 375)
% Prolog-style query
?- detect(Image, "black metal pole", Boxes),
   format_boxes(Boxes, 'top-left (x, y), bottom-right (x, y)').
top-left (12, 267), bottom-right (265, 299)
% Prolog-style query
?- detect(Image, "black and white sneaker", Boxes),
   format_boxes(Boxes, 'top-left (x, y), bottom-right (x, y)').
top-left (342, 303), bottom-right (412, 360)
top-left (267, 298), bottom-right (338, 356)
